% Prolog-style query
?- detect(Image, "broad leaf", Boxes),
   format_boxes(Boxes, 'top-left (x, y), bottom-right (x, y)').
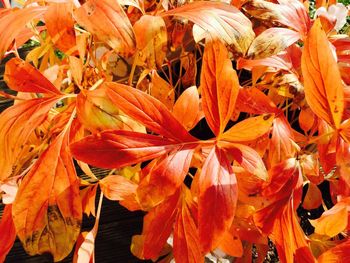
top-left (198, 146), bottom-right (238, 252)
top-left (104, 82), bottom-right (195, 142)
top-left (74, 0), bottom-right (135, 54)
top-left (4, 58), bottom-right (62, 95)
top-left (220, 114), bottom-right (274, 142)
top-left (200, 39), bottom-right (240, 135)
top-left (70, 130), bottom-right (181, 169)
top-left (301, 19), bottom-right (344, 128)
top-left (318, 239), bottom-right (350, 263)
top-left (12, 131), bottom-right (82, 261)
top-left (162, 1), bottom-right (255, 55)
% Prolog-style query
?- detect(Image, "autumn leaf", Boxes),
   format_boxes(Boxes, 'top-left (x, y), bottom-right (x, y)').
top-left (301, 19), bottom-right (344, 129)
top-left (198, 146), bottom-right (238, 253)
top-left (0, 6), bottom-right (47, 59)
top-left (12, 130), bottom-right (82, 261)
top-left (133, 15), bottom-right (167, 69)
top-left (172, 86), bottom-right (201, 131)
top-left (0, 204), bottom-right (16, 262)
top-left (74, 0), bottom-right (135, 55)
top-left (162, 1), bottom-right (255, 55)
top-left (0, 96), bottom-right (61, 182)
top-left (4, 58), bottom-right (62, 95)
top-left (318, 239), bottom-right (350, 263)
top-left (149, 70), bottom-right (175, 110)
top-left (247, 28), bottom-right (300, 59)
top-left (44, 2), bottom-right (76, 53)
top-left (220, 114), bottom-right (274, 142)
top-left (104, 82), bottom-right (195, 142)
top-left (200, 39), bottom-right (240, 136)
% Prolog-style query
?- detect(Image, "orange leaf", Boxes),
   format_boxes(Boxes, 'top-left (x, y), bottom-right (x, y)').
top-left (220, 114), bottom-right (274, 142)
top-left (74, 0), bottom-right (135, 55)
top-left (303, 183), bottom-right (323, 210)
top-left (198, 146), bottom-right (238, 252)
top-left (137, 148), bottom-right (194, 209)
top-left (0, 96), bottom-right (61, 182)
top-left (70, 130), bottom-right (180, 169)
top-left (0, 204), bottom-right (16, 262)
top-left (12, 131), bottom-right (82, 261)
top-left (105, 82), bottom-right (195, 142)
top-left (133, 190), bottom-right (180, 259)
top-left (4, 58), bottom-right (62, 95)
top-left (173, 86), bottom-right (201, 131)
top-left (301, 19), bottom-right (344, 128)
top-left (318, 239), bottom-right (350, 263)
top-left (162, 1), bottom-right (255, 55)
top-left (44, 2), bottom-right (76, 53)
top-left (200, 39), bottom-right (240, 135)
top-left (76, 86), bottom-right (144, 133)
top-left (149, 70), bottom-right (175, 110)
top-left (220, 142), bottom-right (268, 181)
top-left (100, 175), bottom-right (137, 201)
top-left (133, 15), bottom-right (167, 69)
top-left (310, 198), bottom-right (350, 238)
top-left (173, 190), bottom-right (203, 263)
top-left (0, 6), bottom-right (46, 58)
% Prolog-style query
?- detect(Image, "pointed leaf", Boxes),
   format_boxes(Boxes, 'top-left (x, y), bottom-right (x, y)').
top-left (200, 39), bottom-right (240, 135)
top-left (104, 82), bottom-right (195, 142)
top-left (318, 239), bottom-right (350, 263)
top-left (137, 148), bottom-right (194, 209)
top-left (219, 142), bottom-right (268, 181)
top-left (12, 131), bottom-right (82, 261)
top-left (173, 86), bottom-right (201, 130)
top-left (99, 175), bottom-right (138, 201)
top-left (301, 19), bottom-right (344, 128)
top-left (198, 147), bottom-right (238, 252)
top-left (162, 1), bottom-right (255, 55)
top-left (4, 58), bottom-right (62, 95)
top-left (74, 0), bottom-right (135, 54)
top-left (220, 114), bottom-right (274, 142)
top-left (70, 130), bottom-right (180, 169)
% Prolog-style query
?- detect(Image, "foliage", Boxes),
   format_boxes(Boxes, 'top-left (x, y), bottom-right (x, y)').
top-left (0, 0), bottom-right (350, 262)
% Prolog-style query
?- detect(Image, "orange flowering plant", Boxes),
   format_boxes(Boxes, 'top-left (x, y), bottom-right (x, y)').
top-left (0, 0), bottom-right (350, 262)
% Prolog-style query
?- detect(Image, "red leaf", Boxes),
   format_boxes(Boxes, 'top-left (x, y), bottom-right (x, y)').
top-left (137, 148), bottom-right (194, 209)
top-left (4, 58), bottom-right (62, 95)
top-left (198, 146), bottom-right (238, 252)
top-left (0, 204), bottom-right (16, 262)
top-left (105, 82), bottom-right (195, 142)
top-left (200, 39), bottom-right (240, 135)
top-left (318, 239), bottom-right (350, 263)
top-left (70, 130), bottom-right (180, 169)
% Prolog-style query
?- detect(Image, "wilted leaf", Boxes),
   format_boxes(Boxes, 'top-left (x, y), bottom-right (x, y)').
top-left (134, 15), bottom-right (167, 69)
top-left (301, 19), bottom-right (344, 128)
top-left (74, 0), bottom-right (135, 55)
top-left (247, 28), bottom-right (300, 59)
top-left (162, 1), bottom-right (255, 55)
top-left (199, 147), bottom-right (238, 252)
top-left (200, 39), bottom-right (240, 135)
top-left (0, 97), bottom-right (61, 182)
top-left (12, 131), bottom-right (82, 261)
